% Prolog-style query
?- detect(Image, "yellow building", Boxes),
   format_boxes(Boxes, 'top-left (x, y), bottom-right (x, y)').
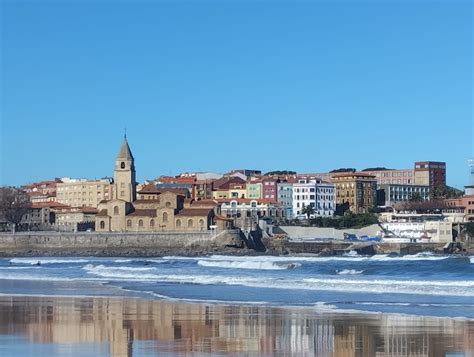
top-left (333, 173), bottom-right (377, 214)
top-left (212, 177), bottom-right (247, 199)
top-left (56, 178), bottom-right (113, 208)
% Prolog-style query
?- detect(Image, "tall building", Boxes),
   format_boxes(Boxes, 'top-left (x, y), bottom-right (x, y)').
top-left (292, 179), bottom-right (335, 218)
top-left (414, 161), bottom-right (446, 188)
top-left (333, 173), bottom-right (377, 214)
top-left (114, 137), bottom-right (136, 202)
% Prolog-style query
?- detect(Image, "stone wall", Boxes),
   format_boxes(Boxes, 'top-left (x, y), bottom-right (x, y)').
top-left (0, 230), bottom-right (243, 257)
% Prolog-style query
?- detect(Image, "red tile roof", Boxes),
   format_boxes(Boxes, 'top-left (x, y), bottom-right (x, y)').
top-left (30, 202), bottom-right (70, 209)
top-left (127, 209), bottom-right (157, 217)
top-left (137, 184), bottom-right (161, 194)
top-left (191, 199), bottom-right (218, 207)
top-left (175, 208), bottom-right (212, 217)
top-left (97, 209), bottom-right (109, 217)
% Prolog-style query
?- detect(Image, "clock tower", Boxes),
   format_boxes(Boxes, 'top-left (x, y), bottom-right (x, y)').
top-left (114, 135), bottom-right (136, 202)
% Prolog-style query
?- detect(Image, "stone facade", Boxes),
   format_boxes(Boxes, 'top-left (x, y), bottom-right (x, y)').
top-left (95, 137), bottom-right (220, 232)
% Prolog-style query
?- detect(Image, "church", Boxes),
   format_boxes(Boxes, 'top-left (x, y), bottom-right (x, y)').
top-left (95, 137), bottom-right (231, 232)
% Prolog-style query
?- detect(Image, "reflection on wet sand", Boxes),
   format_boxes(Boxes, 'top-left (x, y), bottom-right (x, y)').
top-left (0, 296), bottom-right (472, 356)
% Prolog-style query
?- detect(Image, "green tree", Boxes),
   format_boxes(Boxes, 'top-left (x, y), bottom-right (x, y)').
top-left (301, 205), bottom-right (315, 219)
top-left (409, 192), bottom-right (423, 202)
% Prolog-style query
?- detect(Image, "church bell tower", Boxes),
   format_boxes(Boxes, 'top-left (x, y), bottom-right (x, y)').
top-left (114, 135), bottom-right (136, 202)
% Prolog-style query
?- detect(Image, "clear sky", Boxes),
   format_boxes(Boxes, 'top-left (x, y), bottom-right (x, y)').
top-left (1, 0), bottom-right (472, 188)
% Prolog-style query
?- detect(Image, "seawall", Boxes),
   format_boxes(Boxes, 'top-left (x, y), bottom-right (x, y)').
top-left (0, 230), bottom-right (245, 257)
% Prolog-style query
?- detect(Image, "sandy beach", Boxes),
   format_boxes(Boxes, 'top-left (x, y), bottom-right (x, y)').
top-left (0, 294), bottom-right (472, 356)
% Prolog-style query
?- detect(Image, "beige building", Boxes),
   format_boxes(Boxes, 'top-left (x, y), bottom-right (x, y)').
top-left (56, 177), bottom-right (113, 208)
top-left (55, 206), bottom-right (98, 231)
top-left (333, 173), bottom-right (377, 214)
top-left (95, 137), bottom-right (226, 232)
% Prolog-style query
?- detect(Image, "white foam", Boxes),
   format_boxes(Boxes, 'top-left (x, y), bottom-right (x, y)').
top-left (82, 264), bottom-right (474, 297)
top-left (369, 253), bottom-right (449, 261)
top-left (9, 258), bottom-right (91, 265)
top-left (470, 257), bottom-right (474, 264)
top-left (83, 264), bottom-right (155, 272)
top-left (197, 260), bottom-right (300, 270)
top-left (337, 269), bottom-right (364, 275)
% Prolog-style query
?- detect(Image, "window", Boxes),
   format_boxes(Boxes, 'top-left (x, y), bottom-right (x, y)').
top-left (199, 219), bottom-right (205, 229)
top-left (176, 219), bottom-right (181, 228)
top-left (114, 206), bottom-right (119, 215)
top-left (163, 212), bottom-right (168, 222)
top-left (150, 219), bottom-right (155, 228)
top-left (127, 219), bottom-right (132, 228)
top-left (100, 221), bottom-right (105, 229)
top-left (188, 219), bottom-right (193, 227)
top-left (166, 202), bottom-right (171, 208)
top-left (138, 219), bottom-right (143, 227)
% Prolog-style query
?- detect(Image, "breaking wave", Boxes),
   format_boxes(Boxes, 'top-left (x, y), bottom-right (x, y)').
top-left (337, 269), bottom-right (364, 275)
top-left (9, 258), bottom-right (91, 265)
top-left (197, 260), bottom-right (300, 270)
top-left (81, 264), bottom-right (474, 297)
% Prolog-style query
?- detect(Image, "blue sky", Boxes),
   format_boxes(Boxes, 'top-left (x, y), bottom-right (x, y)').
top-left (1, 0), bottom-right (472, 188)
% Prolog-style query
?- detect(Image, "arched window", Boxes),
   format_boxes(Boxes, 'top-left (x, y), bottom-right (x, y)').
top-left (150, 219), bottom-right (155, 228)
top-left (163, 212), bottom-right (168, 222)
top-left (138, 219), bottom-right (143, 227)
top-left (199, 219), bottom-right (204, 229)
top-left (176, 219), bottom-right (181, 228)
top-left (100, 221), bottom-right (105, 229)
top-left (187, 219), bottom-right (193, 228)
top-left (126, 219), bottom-right (132, 228)
top-left (166, 201), bottom-right (171, 208)
top-left (113, 206), bottom-right (119, 215)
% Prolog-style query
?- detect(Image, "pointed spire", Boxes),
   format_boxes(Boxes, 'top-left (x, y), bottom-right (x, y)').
top-left (116, 135), bottom-right (134, 161)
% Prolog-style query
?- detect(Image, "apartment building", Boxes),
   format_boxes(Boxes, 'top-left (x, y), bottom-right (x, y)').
top-left (56, 177), bottom-right (113, 208)
top-left (292, 179), bottom-right (335, 218)
top-left (333, 173), bottom-right (377, 214)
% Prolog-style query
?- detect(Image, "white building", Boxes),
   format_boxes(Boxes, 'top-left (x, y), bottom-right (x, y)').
top-left (292, 179), bottom-right (335, 218)
top-left (381, 221), bottom-right (452, 243)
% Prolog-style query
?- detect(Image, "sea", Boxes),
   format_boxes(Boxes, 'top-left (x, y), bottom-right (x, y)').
top-left (0, 252), bottom-right (473, 319)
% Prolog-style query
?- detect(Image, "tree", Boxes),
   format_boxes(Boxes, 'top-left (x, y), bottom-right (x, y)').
top-left (430, 185), bottom-right (463, 200)
top-left (301, 205), bottom-right (315, 219)
top-left (329, 168), bottom-right (356, 173)
top-left (0, 187), bottom-right (30, 231)
top-left (409, 192), bottom-right (423, 202)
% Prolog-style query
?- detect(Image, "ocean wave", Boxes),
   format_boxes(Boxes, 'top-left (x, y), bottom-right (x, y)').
top-left (197, 260), bottom-right (300, 270)
top-left (369, 253), bottom-right (450, 261)
top-left (470, 257), bottom-right (474, 264)
top-left (9, 258), bottom-right (91, 265)
top-left (83, 264), bottom-right (156, 272)
top-left (337, 269), bottom-right (364, 275)
top-left (81, 264), bottom-right (474, 297)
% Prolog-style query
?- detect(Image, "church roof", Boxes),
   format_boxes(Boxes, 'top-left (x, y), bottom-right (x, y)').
top-left (116, 138), bottom-right (134, 160)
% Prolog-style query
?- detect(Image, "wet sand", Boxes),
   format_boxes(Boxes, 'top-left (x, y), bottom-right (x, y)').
top-left (0, 295), bottom-right (473, 356)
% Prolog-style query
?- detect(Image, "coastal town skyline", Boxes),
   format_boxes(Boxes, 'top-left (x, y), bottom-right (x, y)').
top-left (3, 133), bottom-right (472, 190)
top-left (2, 1), bottom-right (472, 188)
